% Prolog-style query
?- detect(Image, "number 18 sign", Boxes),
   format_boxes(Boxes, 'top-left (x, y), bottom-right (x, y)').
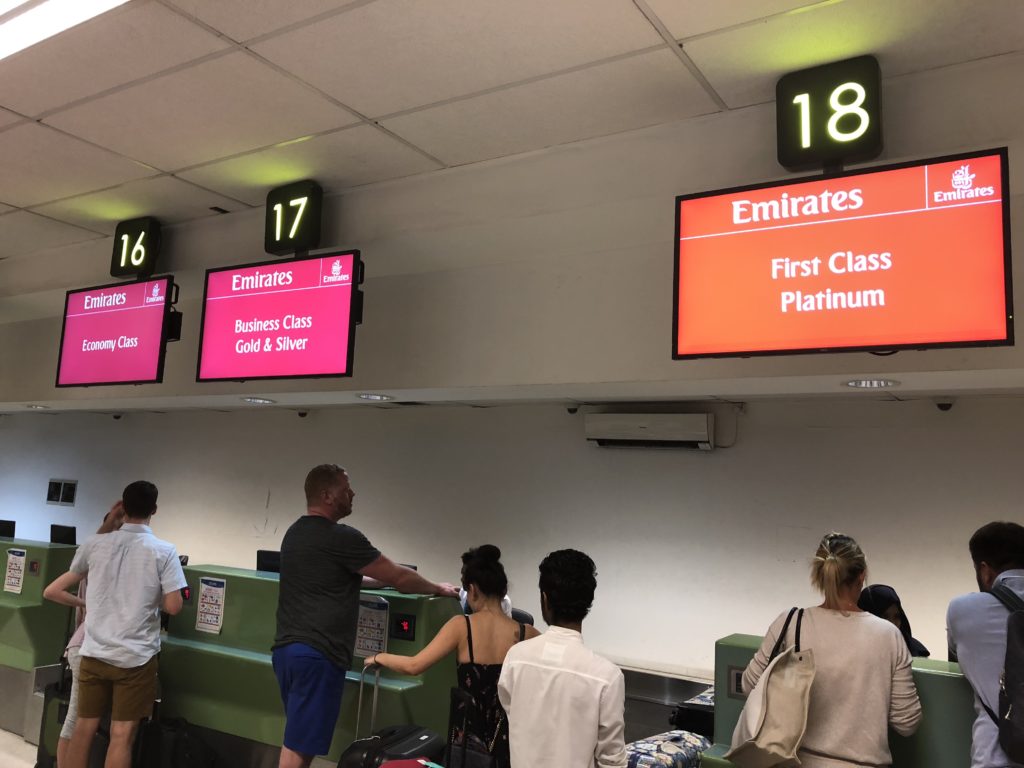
top-left (776, 55), bottom-right (882, 171)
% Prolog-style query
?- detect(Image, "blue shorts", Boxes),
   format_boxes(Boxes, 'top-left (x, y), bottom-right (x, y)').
top-left (272, 642), bottom-right (347, 756)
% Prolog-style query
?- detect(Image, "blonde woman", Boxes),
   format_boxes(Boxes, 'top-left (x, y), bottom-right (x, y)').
top-left (742, 532), bottom-right (922, 767)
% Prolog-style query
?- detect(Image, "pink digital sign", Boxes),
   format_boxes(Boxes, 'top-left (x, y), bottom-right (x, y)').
top-left (56, 277), bottom-right (172, 386)
top-left (197, 251), bottom-right (362, 381)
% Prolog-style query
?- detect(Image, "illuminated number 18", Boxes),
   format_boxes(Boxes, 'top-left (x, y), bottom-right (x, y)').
top-left (119, 231), bottom-right (146, 267)
top-left (273, 196), bottom-right (309, 242)
top-left (792, 82), bottom-right (870, 149)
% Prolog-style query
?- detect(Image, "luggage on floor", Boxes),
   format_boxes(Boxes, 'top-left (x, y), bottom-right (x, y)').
top-left (337, 664), bottom-right (445, 768)
top-left (625, 729), bottom-right (711, 768)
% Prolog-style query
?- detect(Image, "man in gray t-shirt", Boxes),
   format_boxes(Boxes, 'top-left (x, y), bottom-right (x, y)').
top-left (948, 521), bottom-right (1024, 768)
top-left (273, 464), bottom-right (458, 768)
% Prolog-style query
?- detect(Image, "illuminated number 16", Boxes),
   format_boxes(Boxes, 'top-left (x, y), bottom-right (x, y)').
top-left (119, 231), bottom-right (146, 267)
top-left (273, 196), bottom-right (309, 241)
top-left (792, 82), bottom-right (870, 149)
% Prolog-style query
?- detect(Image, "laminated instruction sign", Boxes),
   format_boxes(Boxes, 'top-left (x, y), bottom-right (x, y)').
top-left (4, 548), bottom-right (26, 594)
top-left (195, 576), bottom-right (226, 634)
top-left (355, 595), bottom-right (389, 658)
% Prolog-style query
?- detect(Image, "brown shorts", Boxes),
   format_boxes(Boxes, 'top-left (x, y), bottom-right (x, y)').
top-left (77, 655), bottom-right (157, 722)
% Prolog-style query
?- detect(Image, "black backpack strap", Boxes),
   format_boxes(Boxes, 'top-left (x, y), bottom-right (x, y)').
top-left (983, 699), bottom-right (1001, 725)
top-left (795, 608), bottom-right (805, 653)
top-left (464, 614), bottom-right (475, 664)
top-left (768, 607), bottom-right (799, 663)
top-left (991, 584), bottom-right (1024, 613)
top-left (981, 585), bottom-right (1022, 727)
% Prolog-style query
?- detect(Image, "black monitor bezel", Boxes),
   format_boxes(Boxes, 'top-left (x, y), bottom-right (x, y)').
top-left (55, 275), bottom-right (175, 387)
top-left (196, 250), bottom-right (361, 383)
top-left (672, 147), bottom-right (1014, 360)
top-left (50, 524), bottom-right (76, 546)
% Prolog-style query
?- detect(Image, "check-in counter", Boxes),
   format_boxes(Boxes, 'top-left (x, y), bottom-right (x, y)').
top-left (160, 565), bottom-right (461, 763)
top-left (701, 633), bottom-right (976, 768)
top-left (0, 538), bottom-right (77, 736)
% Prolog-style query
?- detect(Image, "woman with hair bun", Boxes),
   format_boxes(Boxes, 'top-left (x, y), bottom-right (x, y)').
top-left (741, 532), bottom-right (922, 767)
top-left (368, 545), bottom-right (539, 766)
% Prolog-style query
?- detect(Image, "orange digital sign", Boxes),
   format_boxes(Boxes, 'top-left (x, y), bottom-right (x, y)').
top-left (673, 148), bottom-right (1013, 358)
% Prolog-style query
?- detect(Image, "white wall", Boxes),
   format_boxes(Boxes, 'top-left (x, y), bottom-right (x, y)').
top-left (3, 396), bottom-right (1017, 678)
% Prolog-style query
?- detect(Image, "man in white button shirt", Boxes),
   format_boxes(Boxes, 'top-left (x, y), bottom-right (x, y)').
top-left (498, 549), bottom-right (627, 768)
top-left (44, 481), bottom-right (187, 768)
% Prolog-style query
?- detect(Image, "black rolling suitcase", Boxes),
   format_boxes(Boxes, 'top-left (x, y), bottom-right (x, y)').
top-left (337, 664), bottom-right (445, 768)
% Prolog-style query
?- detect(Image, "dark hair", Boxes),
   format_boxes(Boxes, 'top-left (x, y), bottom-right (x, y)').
top-left (969, 522), bottom-right (1024, 573)
top-left (122, 481), bottom-right (158, 519)
top-left (539, 549), bottom-right (597, 624)
top-left (461, 544), bottom-right (507, 598)
top-left (304, 464), bottom-right (346, 505)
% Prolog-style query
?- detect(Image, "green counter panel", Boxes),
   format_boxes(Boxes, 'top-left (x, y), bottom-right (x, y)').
top-left (160, 565), bottom-right (461, 763)
top-left (707, 633), bottom-right (977, 768)
top-left (0, 539), bottom-right (77, 671)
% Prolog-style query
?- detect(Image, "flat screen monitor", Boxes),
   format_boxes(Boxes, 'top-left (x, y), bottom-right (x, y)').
top-left (56, 276), bottom-right (175, 386)
top-left (50, 524), bottom-right (76, 546)
top-left (256, 549), bottom-right (281, 573)
top-left (197, 250), bottom-right (362, 382)
top-left (0, 520), bottom-right (14, 537)
top-left (673, 148), bottom-right (1013, 358)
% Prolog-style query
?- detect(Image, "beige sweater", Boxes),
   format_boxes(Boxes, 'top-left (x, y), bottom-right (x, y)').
top-left (742, 607), bottom-right (922, 768)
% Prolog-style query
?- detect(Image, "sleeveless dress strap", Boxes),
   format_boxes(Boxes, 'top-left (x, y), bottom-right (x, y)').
top-left (464, 614), bottom-right (475, 663)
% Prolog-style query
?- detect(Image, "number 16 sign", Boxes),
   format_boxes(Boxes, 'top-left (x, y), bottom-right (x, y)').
top-left (776, 55), bottom-right (882, 171)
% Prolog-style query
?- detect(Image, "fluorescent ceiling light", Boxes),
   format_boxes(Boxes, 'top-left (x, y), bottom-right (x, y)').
top-left (0, 0), bottom-right (131, 62)
top-left (241, 397), bottom-right (276, 405)
top-left (358, 393), bottom-right (394, 401)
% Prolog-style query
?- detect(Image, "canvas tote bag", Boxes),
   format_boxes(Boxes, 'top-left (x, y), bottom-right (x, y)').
top-left (725, 608), bottom-right (816, 768)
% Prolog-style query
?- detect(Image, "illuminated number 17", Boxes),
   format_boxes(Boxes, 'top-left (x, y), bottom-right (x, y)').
top-left (273, 196), bottom-right (309, 241)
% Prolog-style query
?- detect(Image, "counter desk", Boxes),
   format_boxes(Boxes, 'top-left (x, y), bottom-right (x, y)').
top-left (701, 633), bottom-right (976, 768)
top-left (160, 564), bottom-right (461, 764)
top-left (0, 538), bottom-right (76, 738)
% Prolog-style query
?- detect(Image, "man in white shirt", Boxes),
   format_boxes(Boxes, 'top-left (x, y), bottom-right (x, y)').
top-left (498, 549), bottom-right (627, 768)
top-left (947, 521), bottom-right (1024, 768)
top-left (44, 481), bottom-right (187, 768)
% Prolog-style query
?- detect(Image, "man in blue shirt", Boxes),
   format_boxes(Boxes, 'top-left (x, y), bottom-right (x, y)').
top-left (948, 521), bottom-right (1024, 768)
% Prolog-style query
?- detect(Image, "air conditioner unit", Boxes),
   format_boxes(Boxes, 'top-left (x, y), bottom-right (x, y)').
top-left (583, 412), bottom-right (714, 450)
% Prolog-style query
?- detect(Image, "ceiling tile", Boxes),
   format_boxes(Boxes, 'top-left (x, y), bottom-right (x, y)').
top-left (0, 107), bottom-right (23, 129)
top-left (0, 2), bottom-right (230, 117)
top-left (686, 0), bottom-right (1024, 108)
top-left (44, 52), bottom-right (358, 170)
top-left (178, 124), bottom-right (442, 205)
top-left (0, 211), bottom-right (103, 260)
top-left (167, 0), bottom-right (359, 42)
top-left (31, 176), bottom-right (247, 236)
top-left (0, 123), bottom-right (156, 208)
top-left (252, 0), bottom-right (664, 117)
top-left (382, 50), bottom-right (719, 167)
top-left (644, 0), bottom-right (823, 39)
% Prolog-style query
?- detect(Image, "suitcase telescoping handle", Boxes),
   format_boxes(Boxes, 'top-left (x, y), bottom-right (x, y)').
top-left (355, 663), bottom-right (381, 738)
